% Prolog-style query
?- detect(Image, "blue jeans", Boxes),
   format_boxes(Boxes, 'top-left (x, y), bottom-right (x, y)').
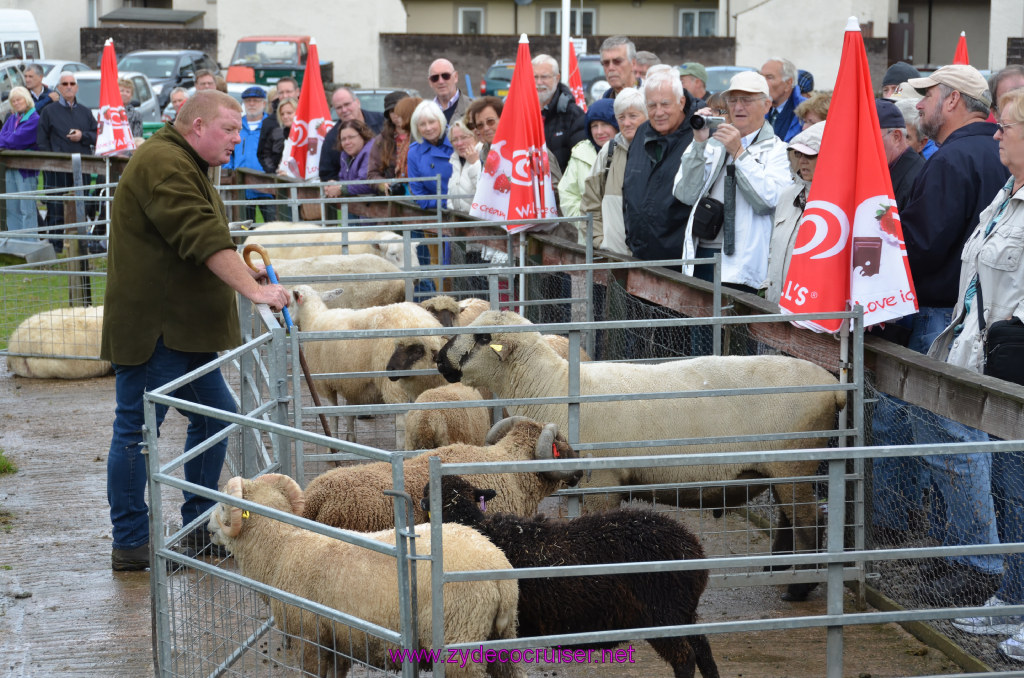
top-left (107, 337), bottom-right (235, 550)
top-left (412, 229), bottom-right (437, 299)
top-left (871, 392), bottom-right (927, 530)
top-left (993, 450), bottom-right (1024, 603)
top-left (5, 169), bottom-right (39, 234)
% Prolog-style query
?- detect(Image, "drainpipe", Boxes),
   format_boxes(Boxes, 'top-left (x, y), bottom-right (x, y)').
top-left (926, 0), bottom-right (933, 65)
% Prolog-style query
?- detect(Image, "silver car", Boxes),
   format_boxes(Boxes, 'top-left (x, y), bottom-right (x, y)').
top-left (72, 69), bottom-right (162, 123)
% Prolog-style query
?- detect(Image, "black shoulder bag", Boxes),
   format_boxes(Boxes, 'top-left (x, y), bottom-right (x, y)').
top-left (976, 281), bottom-right (1024, 385)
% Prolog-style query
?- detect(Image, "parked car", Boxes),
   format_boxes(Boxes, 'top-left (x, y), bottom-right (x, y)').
top-left (25, 58), bottom-right (89, 88)
top-left (348, 87), bottom-right (420, 116)
top-left (703, 66), bottom-right (757, 95)
top-left (118, 49), bottom-right (219, 107)
top-left (73, 70), bottom-right (162, 124)
top-left (577, 54), bottom-right (607, 104)
top-left (0, 57), bottom-right (26, 122)
top-left (480, 59), bottom-right (514, 98)
top-left (160, 82), bottom-right (268, 123)
top-left (226, 35), bottom-right (332, 87)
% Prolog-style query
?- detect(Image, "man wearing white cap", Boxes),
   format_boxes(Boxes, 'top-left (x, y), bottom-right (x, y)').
top-left (898, 64), bottom-right (1010, 607)
top-left (674, 70), bottom-right (791, 296)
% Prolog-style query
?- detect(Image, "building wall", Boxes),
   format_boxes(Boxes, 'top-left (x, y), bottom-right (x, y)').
top-left (900, 0), bottom-right (990, 69)
top-left (216, 0), bottom-right (407, 87)
top-left (989, 0), bottom-right (1024, 70)
top-left (406, 0), bottom-right (727, 38)
top-left (379, 33), bottom-right (734, 95)
top-left (734, 0), bottom-right (894, 90)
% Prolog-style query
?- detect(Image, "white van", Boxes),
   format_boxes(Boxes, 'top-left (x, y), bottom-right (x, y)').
top-left (0, 9), bottom-right (45, 60)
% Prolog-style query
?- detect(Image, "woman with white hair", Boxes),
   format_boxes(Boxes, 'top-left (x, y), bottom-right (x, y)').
top-left (579, 87), bottom-right (647, 254)
top-left (447, 117), bottom-right (481, 213)
top-left (0, 86), bottom-right (40, 234)
top-left (406, 100), bottom-right (453, 210)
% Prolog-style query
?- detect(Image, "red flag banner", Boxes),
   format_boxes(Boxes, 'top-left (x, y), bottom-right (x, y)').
top-left (568, 41), bottom-right (587, 112)
top-left (279, 38), bottom-right (334, 180)
top-left (470, 34), bottom-right (559, 233)
top-left (779, 17), bottom-right (917, 332)
top-left (95, 38), bottom-right (135, 157)
top-left (954, 31), bottom-right (970, 65)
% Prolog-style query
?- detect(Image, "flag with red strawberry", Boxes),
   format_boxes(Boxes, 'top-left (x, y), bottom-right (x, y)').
top-left (568, 41), bottom-right (587, 112)
top-left (279, 38), bottom-right (334, 180)
top-left (95, 38), bottom-right (135, 157)
top-left (469, 34), bottom-right (559, 233)
top-left (779, 17), bottom-right (917, 332)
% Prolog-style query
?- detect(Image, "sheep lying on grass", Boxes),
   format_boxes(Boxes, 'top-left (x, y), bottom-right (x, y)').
top-left (270, 254), bottom-right (406, 309)
top-left (403, 383), bottom-right (493, 450)
top-left (6, 306), bottom-right (111, 379)
top-left (422, 475), bottom-right (719, 678)
top-left (291, 285), bottom-right (447, 441)
top-left (209, 474), bottom-right (524, 678)
top-left (437, 310), bottom-right (845, 601)
top-left (302, 416), bottom-right (581, 533)
top-left (241, 222), bottom-right (418, 269)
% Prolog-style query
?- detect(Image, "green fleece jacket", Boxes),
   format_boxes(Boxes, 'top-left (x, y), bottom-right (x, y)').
top-left (101, 123), bottom-right (240, 365)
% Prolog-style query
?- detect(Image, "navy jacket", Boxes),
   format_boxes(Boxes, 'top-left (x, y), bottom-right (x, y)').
top-left (901, 121), bottom-right (1010, 308)
top-left (36, 99), bottom-right (97, 154)
top-left (541, 82), bottom-right (586, 172)
top-left (888, 146), bottom-right (924, 212)
top-left (622, 91), bottom-right (697, 263)
top-left (767, 88), bottom-right (805, 142)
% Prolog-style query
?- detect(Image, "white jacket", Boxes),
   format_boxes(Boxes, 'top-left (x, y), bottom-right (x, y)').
top-left (673, 122), bottom-right (793, 288)
top-left (929, 179), bottom-right (1024, 372)
top-left (447, 143), bottom-right (482, 213)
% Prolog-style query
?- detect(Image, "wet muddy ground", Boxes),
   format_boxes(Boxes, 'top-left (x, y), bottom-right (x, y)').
top-left (0, 364), bottom-right (965, 677)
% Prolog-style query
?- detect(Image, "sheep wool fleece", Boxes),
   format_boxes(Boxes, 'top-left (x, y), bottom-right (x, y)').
top-left (101, 123), bottom-right (240, 366)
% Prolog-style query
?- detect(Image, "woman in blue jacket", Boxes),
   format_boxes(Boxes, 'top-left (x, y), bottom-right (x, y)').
top-left (0, 87), bottom-right (40, 234)
top-left (406, 100), bottom-right (454, 209)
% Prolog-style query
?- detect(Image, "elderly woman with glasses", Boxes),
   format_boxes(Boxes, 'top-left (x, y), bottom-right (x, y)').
top-left (930, 88), bottom-right (1024, 663)
top-left (447, 117), bottom-right (481, 213)
top-left (0, 86), bottom-right (40, 235)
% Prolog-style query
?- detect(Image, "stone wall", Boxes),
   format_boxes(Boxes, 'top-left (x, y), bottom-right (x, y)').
top-left (79, 28), bottom-right (218, 68)
top-left (378, 33), bottom-right (735, 94)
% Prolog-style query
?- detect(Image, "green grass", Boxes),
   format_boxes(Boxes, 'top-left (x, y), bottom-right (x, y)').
top-left (0, 448), bottom-right (16, 475)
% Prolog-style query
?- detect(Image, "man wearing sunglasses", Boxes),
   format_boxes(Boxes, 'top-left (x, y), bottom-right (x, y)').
top-left (35, 72), bottom-right (97, 252)
top-left (428, 58), bottom-right (468, 125)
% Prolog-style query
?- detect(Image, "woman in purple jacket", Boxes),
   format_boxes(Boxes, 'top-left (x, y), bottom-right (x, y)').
top-left (0, 86), bottom-right (40, 234)
top-left (333, 119), bottom-right (377, 196)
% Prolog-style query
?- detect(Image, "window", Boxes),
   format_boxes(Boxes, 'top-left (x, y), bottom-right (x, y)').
top-left (540, 8), bottom-right (595, 36)
top-left (459, 7), bottom-right (484, 35)
top-left (24, 41), bottom-right (40, 60)
top-left (678, 9), bottom-right (717, 37)
top-left (4, 42), bottom-right (22, 59)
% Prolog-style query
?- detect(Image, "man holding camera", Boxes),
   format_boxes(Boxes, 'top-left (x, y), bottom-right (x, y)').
top-left (673, 71), bottom-right (791, 295)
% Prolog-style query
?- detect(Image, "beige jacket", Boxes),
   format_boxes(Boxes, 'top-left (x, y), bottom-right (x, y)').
top-left (579, 132), bottom-right (631, 255)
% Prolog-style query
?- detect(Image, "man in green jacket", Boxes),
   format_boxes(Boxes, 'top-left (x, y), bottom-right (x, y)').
top-left (101, 90), bottom-right (290, 571)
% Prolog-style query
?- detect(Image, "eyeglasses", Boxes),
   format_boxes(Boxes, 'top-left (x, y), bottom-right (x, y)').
top-left (997, 120), bottom-right (1021, 132)
top-left (429, 72), bottom-right (454, 83)
top-left (59, 82), bottom-right (77, 87)
top-left (534, 73), bottom-right (556, 82)
top-left (792, 150), bottom-right (817, 160)
top-left (725, 95), bottom-right (763, 106)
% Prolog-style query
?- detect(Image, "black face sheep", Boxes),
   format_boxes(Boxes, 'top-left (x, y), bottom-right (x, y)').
top-left (302, 416), bottom-right (581, 533)
top-left (208, 473), bottom-right (525, 678)
top-left (421, 475), bottom-right (720, 678)
top-left (436, 310), bottom-right (845, 602)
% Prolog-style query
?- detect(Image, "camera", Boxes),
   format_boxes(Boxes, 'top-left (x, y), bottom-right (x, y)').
top-left (690, 115), bottom-right (726, 132)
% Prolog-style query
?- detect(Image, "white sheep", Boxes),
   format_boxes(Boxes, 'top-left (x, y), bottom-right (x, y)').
top-left (241, 221), bottom-right (418, 269)
top-left (291, 285), bottom-right (447, 442)
top-left (419, 295), bottom-right (491, 327)
top-left (6, 306), bottom-right (111, 379)
top-left (209, 473), bottom-right (524, 678)
top-left (403, 383), bottom-right (493, 451)
top-left (269, 253), bottom-right (406, 309)
top-left (302, 416), bottom-right (581, 533)
top-left (436, 310), bottom-right (847, 601)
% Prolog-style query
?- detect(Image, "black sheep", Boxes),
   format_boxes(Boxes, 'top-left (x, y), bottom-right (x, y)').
top-left (421, 475), bottom-right (720, 678)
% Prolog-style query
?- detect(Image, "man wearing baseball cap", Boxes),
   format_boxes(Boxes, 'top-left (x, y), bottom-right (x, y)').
top-left (898, 63), bottom-right (1010, 607)
top-left (225, 86), bottom-right (274, 221)
top-left (678, 63), bottom-right (708, 101)
top-left (674, 70), bottom-right (791, 297)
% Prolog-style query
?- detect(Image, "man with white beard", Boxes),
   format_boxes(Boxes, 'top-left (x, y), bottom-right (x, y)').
top-left (533, 54), bottom-right (586, 172)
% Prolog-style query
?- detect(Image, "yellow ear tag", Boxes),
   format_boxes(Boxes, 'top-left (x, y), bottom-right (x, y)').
top-left (241, 510), bottom-right (250, 519)
top-left (490, 344), bottom-right (503, 353)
